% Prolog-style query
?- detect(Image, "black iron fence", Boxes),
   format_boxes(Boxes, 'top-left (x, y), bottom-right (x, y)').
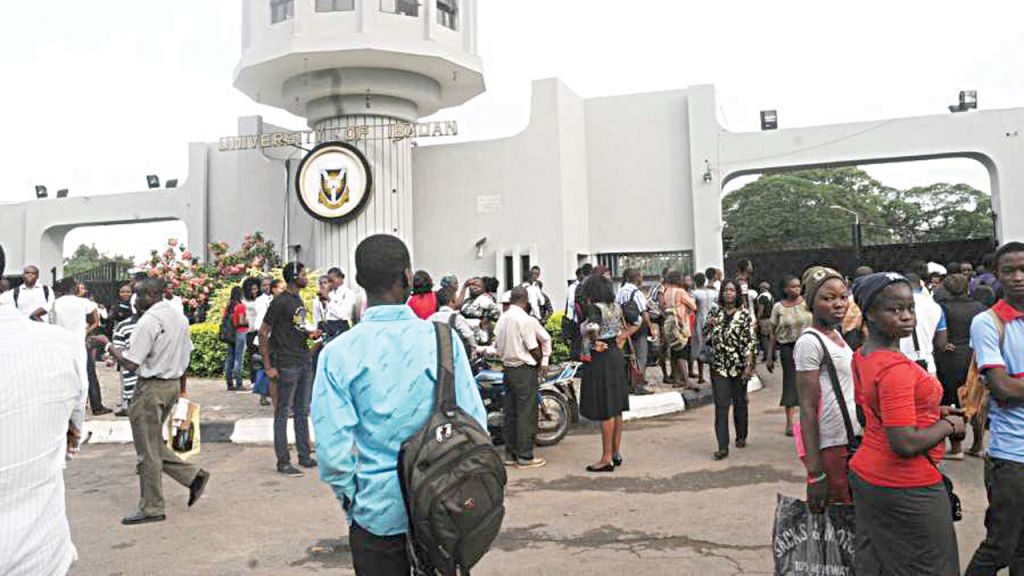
top-left (726, 237), bottom-right (997, 293)
top-left (64, 262), bottom-right (133, 307)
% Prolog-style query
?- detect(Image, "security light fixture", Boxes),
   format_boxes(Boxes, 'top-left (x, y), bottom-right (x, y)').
top-left (760, 110), bottom-right (778, 131)
top-left (56, 189), bottom-right (69, 198)
top-left (166, 179), bottom-right (178, 189)
top-left (475, 236), bottom-right (487, 259)
top-left (702, 160), bottom-right (713, 184)
top-left (146, 175), bottom-right (160, 189)
top-left (35, 185), bottom-right (48, 199)
top-left (949, 90), bottom-right (978, 113)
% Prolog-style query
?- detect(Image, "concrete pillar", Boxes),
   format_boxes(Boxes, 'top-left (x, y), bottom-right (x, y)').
top-left (312, 115), bottom-right (414, 274)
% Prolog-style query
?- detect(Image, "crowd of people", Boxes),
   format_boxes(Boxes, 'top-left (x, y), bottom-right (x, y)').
top-left (3, 237), bottom-right (1024, 576)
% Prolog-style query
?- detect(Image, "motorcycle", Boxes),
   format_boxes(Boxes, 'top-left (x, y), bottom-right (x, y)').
top-left (473, 358), bottom-right (581, 447)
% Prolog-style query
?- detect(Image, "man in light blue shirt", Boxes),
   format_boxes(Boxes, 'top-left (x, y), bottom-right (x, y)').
top-left (312, 234), bottom-right (486, 576)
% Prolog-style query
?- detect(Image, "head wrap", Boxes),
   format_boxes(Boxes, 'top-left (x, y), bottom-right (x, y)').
top-left (440, 275), bottom-right (458, 290)
top-left (801, 266), bottom-right (846, 307)
top-left (852, 272), bottom-right (911, 313)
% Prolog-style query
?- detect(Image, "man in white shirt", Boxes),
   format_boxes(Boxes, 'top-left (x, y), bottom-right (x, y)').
top-left (326, 267), bottom-right (357, 335)
top-left (429, 285), bottom-right (479, 356)
top-left (523, 265), bottom-right (546, 321)
top-left (494, 287), bottom-right (546, 469)
top-left (0, 253), bottom-right (88, 576)
top-left (51, 278), bottom-right (111, 415)
top-left (0, 265), bottom-right (54, 321)
top-left (899, 266), bottom-right (949, 374)
top-left (616, 268), bottom-right (653, 391)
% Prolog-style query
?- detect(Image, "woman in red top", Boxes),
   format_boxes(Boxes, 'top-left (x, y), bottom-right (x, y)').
top-left (849, 273), bottom-right (966, 575)
top-left (224, 285), bottom-right (249, 391)
top-left (406, 270), bottom-right (438, 320)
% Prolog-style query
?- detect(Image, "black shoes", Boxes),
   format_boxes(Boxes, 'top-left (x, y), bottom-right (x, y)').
top-left (298, 458), bottom-right (318, 469)
top-left (188, 469), bottom-right (210, 507)
top-left (121, 512), bottom-right (166, 525)
top-left (713, 449), bottom-right (729, 461)
top-left (612, 453), bottom-right (623, 467)
top-left (586, 463), bottom-right (615, 473)
top-left (277, 464), bottom-right (304, 477)
top-left (92, 407), bottom-right (113, 416)
top-left (735, 439), bottom-right (747, 449)
top-left (114, 409), bottom-right (129, 417)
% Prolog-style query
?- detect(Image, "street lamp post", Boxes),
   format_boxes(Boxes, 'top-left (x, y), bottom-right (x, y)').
top-left (829, 205), bottom-right (863, 264)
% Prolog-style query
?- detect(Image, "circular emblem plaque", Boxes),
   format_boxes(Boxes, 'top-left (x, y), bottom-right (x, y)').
top-left (295, 141), bottom-right (373, 222)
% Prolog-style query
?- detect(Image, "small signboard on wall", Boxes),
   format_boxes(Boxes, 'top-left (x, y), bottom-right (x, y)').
top-left (476, 195), bottom-right (502, 214)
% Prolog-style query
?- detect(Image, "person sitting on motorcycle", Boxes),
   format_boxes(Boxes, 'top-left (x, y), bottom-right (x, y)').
top-left (429, 286), bottom-right (477, 357)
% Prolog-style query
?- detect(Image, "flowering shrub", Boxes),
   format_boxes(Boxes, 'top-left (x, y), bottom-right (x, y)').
top-left (142, 238), bottom-right (217, 314)
top-left (209, 232), bottom-right (281, 282)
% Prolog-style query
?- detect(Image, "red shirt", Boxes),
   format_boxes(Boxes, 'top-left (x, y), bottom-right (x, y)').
top-left (849, 349), bottom-right (943, 488)
top-left (407, 292), bottom-right (438, 320)
top-left (231, 303), bottom-right (248, 334)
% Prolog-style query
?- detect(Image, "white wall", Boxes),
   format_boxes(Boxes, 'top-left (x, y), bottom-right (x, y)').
top-left (584, 90), bottom-right (695, 255)
top-left (413, 79), bottom-right (578, 303)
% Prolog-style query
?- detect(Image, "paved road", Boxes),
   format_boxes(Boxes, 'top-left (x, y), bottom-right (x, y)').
top-left (66, 370), bottom-right (991, 575)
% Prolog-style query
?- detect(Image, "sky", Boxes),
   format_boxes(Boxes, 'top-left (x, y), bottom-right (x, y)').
top-left (2, 1), bottom-right (1021, 263)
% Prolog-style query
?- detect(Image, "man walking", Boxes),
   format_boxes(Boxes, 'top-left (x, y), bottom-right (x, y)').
top-left (0, 265), bottom-right (53, 321)
top-left (0, 250), bottom-right (88, 575)
top-left (259, 262), bottom-right (317, 477)
top-left (965, 241), bottom-right (1024, 575)
top-left (52, 278), bottom-right (111, 415)
top-left (495, 286), bottom-right (546, 468)
top-left (313, 235), bottom-right (486, 575)
top-left (98, 278), bottom-right (209, 525)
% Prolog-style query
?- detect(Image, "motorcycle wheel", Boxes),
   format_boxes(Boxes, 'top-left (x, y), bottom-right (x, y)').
top-left (535, 391), bottom-right (571, 447)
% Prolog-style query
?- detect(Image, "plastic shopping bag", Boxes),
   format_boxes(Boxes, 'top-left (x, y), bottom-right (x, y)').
top-left (166, 398), bottom-right (201, 460)
top-left (253, 369), bottom-right (270, 397)
top-left (772, 494), bottom-right (855, 576)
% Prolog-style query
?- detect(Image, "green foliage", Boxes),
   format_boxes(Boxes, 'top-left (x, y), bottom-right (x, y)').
top-left (63, 243), bottom-right (133, 276)
top-left (722, 168), bottom-right (992, 252)
top-left (188, 323), bottom-right (229, 378)
top-left (545, 311), bottom-right (571, 364)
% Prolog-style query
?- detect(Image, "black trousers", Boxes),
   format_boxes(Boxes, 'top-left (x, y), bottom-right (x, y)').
top-left (966, 457), bottom-right (1024, 575)
top-left (503, 365), bottom-right (539, 461)
top-left (86, 348), bottom-right (105, 411)
top-left (350, 521), bottom-right (410, 576)
top-left (711, 372), bottom-right (748, 450)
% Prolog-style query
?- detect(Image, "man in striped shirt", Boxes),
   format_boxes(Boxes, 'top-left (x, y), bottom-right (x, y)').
top-left (0, 249), bottom-right (88, 575)
top-left (112, 313), bottom-right (141, 416)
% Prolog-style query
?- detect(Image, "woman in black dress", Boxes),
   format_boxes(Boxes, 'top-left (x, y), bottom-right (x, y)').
top-left (935, 273), bottom-right (986, 458)
top-left (579, 274), bottom-right (630, 473)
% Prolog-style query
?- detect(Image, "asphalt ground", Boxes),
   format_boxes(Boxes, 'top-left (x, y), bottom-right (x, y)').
top-left (66, 368), bottom-right (991, 575)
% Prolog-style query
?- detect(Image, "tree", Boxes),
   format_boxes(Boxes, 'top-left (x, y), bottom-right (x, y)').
top-left (63, 244), bottom-right (134, 276)
top-left (722, 168), bottom-right (991, 253)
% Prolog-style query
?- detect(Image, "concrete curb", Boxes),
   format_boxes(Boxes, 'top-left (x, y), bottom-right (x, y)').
top-left (84, 375), bottom-right (765, 445)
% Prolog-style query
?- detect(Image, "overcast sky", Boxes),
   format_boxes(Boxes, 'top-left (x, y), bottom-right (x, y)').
top-left (2, 1), bottom-right (1021, 262)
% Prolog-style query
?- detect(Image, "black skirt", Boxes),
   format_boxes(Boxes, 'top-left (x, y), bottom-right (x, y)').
top-left (850, 472), bottom-right (959, 575)
top-left (778, 342), bottom-right (798, 407)
top-left (580, 340), bottom-right (630, 421)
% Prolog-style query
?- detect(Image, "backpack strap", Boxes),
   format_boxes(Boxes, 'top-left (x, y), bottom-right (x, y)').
top-left (807, 330), bottom-right (857, 446)
top-left (433, 321), bottom-right (457, 414)
top-left (12, 285), bottom-right (19, 307)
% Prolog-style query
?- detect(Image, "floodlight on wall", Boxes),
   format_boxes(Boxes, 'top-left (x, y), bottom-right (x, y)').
top-left (35, 185), bottom-right (48, 199)
top-left (760, 110), bottom-right (778, 130)
top-left (949, 90), bottom-right (978, 113)
top-left (146, 175), bottom-right (160, 189)
top-left (166, 179), bottom-right (178, 189)
top-left (474, 236), bottom-right (487, 259)
top-left (702, 160), bottom-right (713, 184)
top-left (56, 189), bottom-right (69, 198)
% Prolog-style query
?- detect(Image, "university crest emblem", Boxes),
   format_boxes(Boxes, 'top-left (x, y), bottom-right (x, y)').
top-left (319, 168), bottom-right (350, 209)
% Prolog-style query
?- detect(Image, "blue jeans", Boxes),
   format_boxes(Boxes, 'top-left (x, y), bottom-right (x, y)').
top-left (224, 331), bottom-right (247, 389)
top-left (274, 361), bottom-right (312, 466)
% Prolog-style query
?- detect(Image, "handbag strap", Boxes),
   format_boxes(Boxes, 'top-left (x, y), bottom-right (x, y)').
top-left (807, 330), bottom-right (857, 446)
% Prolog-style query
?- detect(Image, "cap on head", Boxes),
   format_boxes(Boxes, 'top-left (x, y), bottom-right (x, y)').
top-left (852, 272), bottom-right (910, 313)
top-left (801, 266), bottom-right (846, 306)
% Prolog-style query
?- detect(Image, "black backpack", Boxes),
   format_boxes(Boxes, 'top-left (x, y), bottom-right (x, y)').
top-left (12, 285), bottom-right (50, 308)
top-left (622, 288), bottom-right (642, 326)
top-left (218, 304), bottom-right (236, 344)
top-left (398, 322), bottom-right (506, 575)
